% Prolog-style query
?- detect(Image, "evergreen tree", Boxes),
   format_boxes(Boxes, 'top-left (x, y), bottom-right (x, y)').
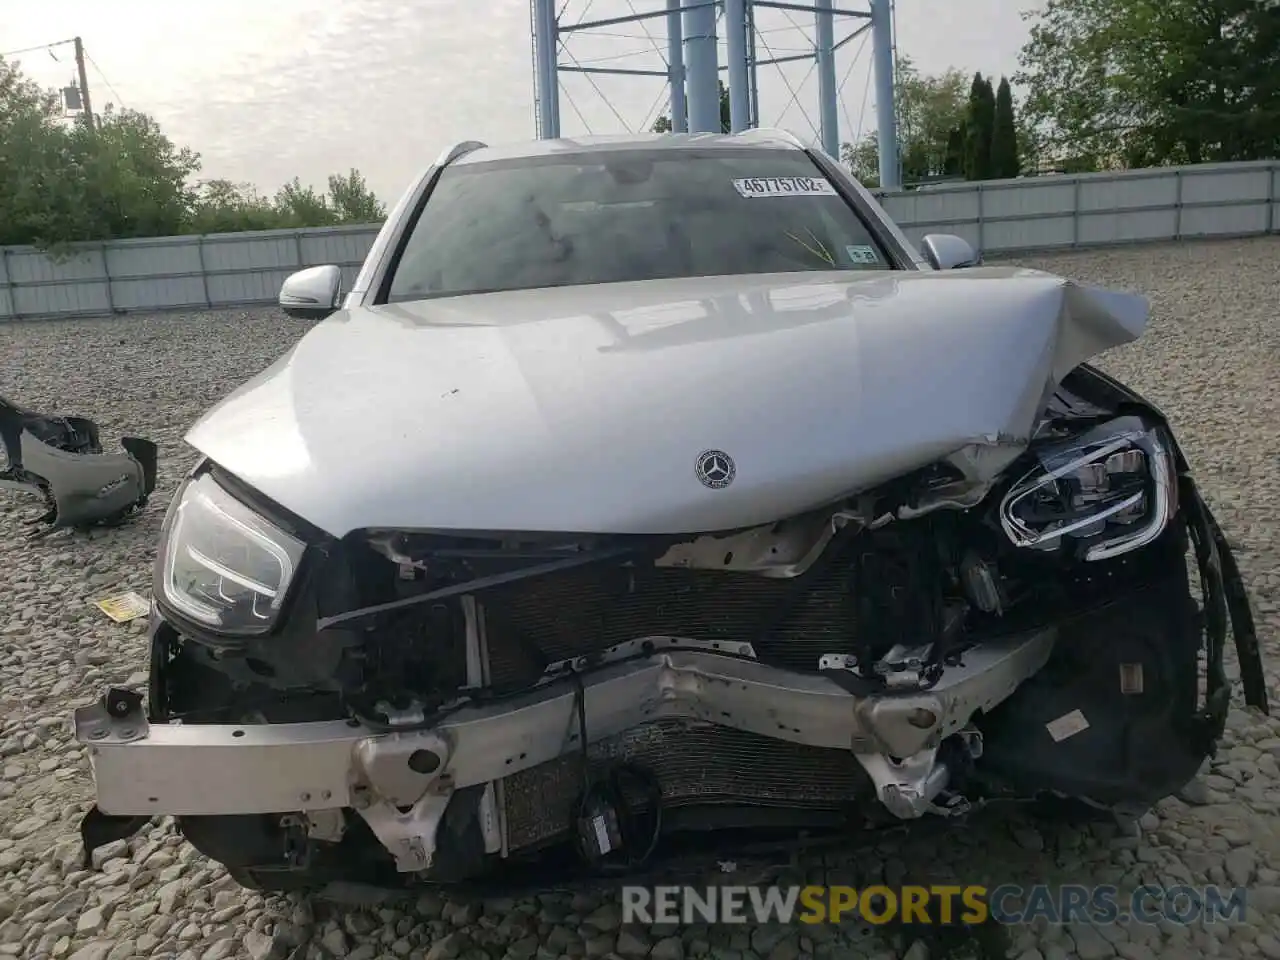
top-left (943, 125), bottom-right (965, 176)
top-left (963, 73), bottom-right (997, 180)
top-left (991, 76), bottom-right (1020, 178)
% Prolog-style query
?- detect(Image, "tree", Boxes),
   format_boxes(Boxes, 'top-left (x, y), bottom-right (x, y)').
top-left (1016, 0), bottom-right (1280, 169)
top-left (653, 80), bottom-right (731, 133)
top-left (327, 168), bottom-right (386, 223)
top-left (0, 55), bottom-right (389, 248)
top-left (963, 73), bottom-right (996, 180)
top-left (839, 56), bottom-right (970, 186)
top-left (841, 135), bottom-right (881, 186)
top-left (273, 178), bottom-right (337, 228)
top-left (189, 179), bottom-right (282, 234)
top-left (73, 109), bottom-right (200, 240)
top-left (991, 77), bottom-right (1020, 178)
top-left (943, 125), bottom-right (965, 176)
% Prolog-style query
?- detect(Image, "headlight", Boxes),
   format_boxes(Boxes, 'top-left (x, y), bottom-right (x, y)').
top-left (157, 472), bottom-right (305, 634)
top-left (999, 415), bottom-right (1176, 562)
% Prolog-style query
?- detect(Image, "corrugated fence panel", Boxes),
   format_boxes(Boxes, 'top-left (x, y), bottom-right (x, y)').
top-left (1075, 170), bottom-right (1180, 246)
top-left (298, 227), bottom-right (377, 268)
top-left (7, 246), bottom-right (111, 318)
top-left (201, 230), bottom-right (307, 308)
top-left (1179, 166), bottom-right (1273, 238)
top-left (1, 162), bottom-right (1277, 321)
top-left (201, 231), bottom-right (301, 273)
top-left (0, 252), bottom-right (12, 320)
top-left (1274, 167), bottom-right (1280, 233)
top-left (106, 236), bottom-right (207, 311)
top-left (875, 160), bottom-right (1278, 257)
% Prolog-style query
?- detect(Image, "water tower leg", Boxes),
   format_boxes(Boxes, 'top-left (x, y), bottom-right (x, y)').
top-left (667, 0), bottom-right (688, 132)
top-left (871, 0), bottom-right (900, 187)
top-left (815, 0), bottom-right (838, 156)
top-left (724, 0), bottom-right (750, 132)
top-left (683, 0), bottom-right (720, 133)
top-left (533, 0), bottom-right (560, 139)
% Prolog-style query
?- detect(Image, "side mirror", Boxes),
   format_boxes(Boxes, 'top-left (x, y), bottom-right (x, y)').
top-left (279, 265), bottom-right (343, 320)
top-left (921, 234), bottom-right (980, 270)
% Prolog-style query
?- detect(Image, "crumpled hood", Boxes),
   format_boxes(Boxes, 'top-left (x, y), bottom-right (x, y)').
top-left (186, 268), bottom-right (1147, 537)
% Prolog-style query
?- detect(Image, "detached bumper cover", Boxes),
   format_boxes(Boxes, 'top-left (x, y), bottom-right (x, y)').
top-left (74, 630), bottom-right (1055, 870)
top-left (0, 396), bottom-right (157, 537)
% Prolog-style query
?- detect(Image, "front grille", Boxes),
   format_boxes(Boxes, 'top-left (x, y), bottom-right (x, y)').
top-left (499, 718), bottom-right (870, 851)
top-left (479, 551), bottom-right (861, 689)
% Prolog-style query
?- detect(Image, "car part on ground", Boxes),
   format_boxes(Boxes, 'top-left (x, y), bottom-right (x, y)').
top-left (0, 394), bottom-right (158, 539)
top-left (66, 131), bottom-right (1269, 895)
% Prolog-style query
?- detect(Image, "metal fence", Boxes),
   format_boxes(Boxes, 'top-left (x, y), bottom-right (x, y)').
top-left (877, 159), bottom-right (1279, 255)
top-left (0, 225), bottom-right (378, 322)
top-left (2, 160), bottom-right (1277, 321)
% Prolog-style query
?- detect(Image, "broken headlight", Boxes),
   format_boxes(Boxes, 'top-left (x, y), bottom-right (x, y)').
top-left (999, 415), bottom-right (1176, 562)
top-left (157, 472), bottom-right (305, 634)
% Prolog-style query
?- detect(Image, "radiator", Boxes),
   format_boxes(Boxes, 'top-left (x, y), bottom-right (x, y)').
top-left (479, 549), bottom-right (862, 689)
top-left (498, 718), bottom-right (871, 852)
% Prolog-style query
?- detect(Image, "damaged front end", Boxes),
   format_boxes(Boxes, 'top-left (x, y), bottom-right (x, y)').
top-left (0, 395), bottom-right (158, 538)
top-left (71, 364), bottom-right (1266, 892)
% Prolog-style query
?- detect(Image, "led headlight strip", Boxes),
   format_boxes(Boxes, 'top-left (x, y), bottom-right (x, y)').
top-left (999, 418), bottom-right (1176, 562)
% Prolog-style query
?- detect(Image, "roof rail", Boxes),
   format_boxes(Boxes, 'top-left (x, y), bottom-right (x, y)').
top-left (733, 128), bottom-right (807, 149)
top-left (434, 140), bottom-right (488, 167)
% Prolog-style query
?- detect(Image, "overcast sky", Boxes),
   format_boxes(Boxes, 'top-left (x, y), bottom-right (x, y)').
top-left (6, 0), bottom-right (1038, 203)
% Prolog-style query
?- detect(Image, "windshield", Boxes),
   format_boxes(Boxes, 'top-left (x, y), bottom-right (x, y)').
top-left (384, 147), bottom-right (893, 302)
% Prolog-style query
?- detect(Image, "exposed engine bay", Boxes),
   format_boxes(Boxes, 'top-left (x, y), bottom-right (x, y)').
top-left (74, 363), bottom-right (1267, 891)
top-left (0, 394), bottom-right (158, 538)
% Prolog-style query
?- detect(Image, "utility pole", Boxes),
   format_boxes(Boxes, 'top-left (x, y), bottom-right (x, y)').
top-left (73, 36), bottom-right (94, 130)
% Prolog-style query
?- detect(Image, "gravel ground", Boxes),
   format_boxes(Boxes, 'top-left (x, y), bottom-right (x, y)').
top-left (0, 235), bottom-right (1278, 960)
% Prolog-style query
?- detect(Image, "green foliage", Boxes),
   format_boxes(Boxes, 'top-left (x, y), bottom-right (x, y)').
top-left (1015, 0), bottom-right (1280, 168)
top-left (0, 56), bottom-right (387, 250)
top-left (653, 81), bottom-right (732, 133)
top-left (943, 125), bottom-right (965, 176)
top-left (963, 73), bottom-right (996, 180)
top-left (894, 59), bottom-right (971, 182)
top-left (841, 57), bottom-right (969, 185)
top-left (839, 57), bottom-right (1018, 186)
top-left (327, 168), bottom-right (387, 223)
top-left (991, 77), bottom-right (1020, 178)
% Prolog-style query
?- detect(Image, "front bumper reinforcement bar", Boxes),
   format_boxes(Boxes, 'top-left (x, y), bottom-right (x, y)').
top-left (73, 629), bottom-right (1055, 871)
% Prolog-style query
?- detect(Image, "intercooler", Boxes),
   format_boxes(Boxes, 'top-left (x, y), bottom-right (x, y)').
top-left (475, 550), bottom-right (875, 852)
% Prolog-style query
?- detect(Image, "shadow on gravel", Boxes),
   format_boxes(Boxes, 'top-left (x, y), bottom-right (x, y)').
top-left (304, 813), bottom-right (1045, 960)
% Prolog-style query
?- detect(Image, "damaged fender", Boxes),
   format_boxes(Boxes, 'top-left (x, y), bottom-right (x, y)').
top-left (0, 395), bottom-right (158, 537)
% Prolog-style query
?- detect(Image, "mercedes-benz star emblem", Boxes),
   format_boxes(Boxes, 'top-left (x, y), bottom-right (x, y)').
top-left (695, 449), bottom-right (736, 489)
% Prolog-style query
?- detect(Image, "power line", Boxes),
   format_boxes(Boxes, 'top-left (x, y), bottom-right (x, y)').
top-left (855, 47), bottom-right (874, 143)
top-left (754, 29), bottom-right (820, 140)
top-left (84, 50), bottom-right (125, 108)
top-left (836, 29), bottom-right (871, 150)
top-left (623, 0), bottom-right (669, 68)
top-left (574, 47), bottom-right (661, 65)
top-left (560, 46), bottom-right (633, 130)
top-left (558, 78), bottom-right (594, 134)
top-left (0, 37), bottom-right (76, 58)
top-left (639, 83), bottom-right (671, 131)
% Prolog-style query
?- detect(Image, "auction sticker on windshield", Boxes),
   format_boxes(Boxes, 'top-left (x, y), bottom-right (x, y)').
top-left (733, 177), bottom-right (838, 198)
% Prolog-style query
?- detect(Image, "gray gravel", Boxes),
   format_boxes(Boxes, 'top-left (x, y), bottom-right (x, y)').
top-left (0, 235), bottom-right (1278, 960)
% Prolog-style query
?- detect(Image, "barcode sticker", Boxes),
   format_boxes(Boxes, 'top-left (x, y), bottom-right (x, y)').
top-left (733, 177), bottom-right (838, 198)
